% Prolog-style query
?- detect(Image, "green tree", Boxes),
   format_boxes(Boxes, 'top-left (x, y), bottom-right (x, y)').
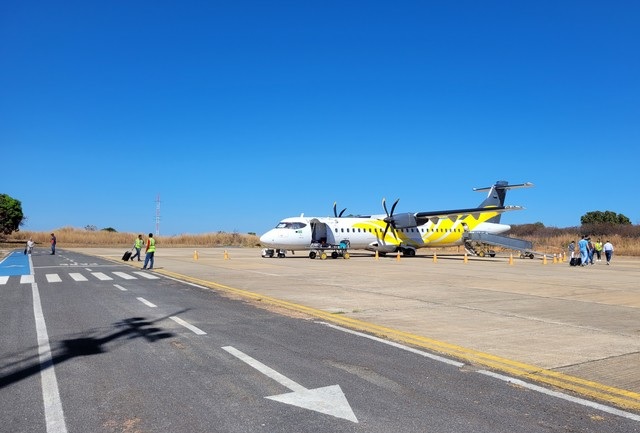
top-left (581, 210), bottom-right (631, 225)
top-left (0, 193), bottom-right (25, 235)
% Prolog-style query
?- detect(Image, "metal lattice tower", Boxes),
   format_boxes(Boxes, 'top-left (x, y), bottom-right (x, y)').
top-left (155, 194), bottom-right (161, 236)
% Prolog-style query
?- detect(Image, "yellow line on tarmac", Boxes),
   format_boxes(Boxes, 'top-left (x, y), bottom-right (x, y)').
top-left (154, 268), bottom-right (640, 413)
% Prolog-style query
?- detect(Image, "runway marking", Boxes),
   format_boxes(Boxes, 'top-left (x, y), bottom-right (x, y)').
top-left (91, 272), bottom-right (112, 281)
top-left (113, 284), bottom-right (127, 291)
top-left (136, 297), bottom-right (157, 308)
top-left (479, 370), bottom-right (640, 422)
top-left (69, 273), bottom-right (88, 281)
top-left (0, 276), bottom-right (8, 285)
top-left (31, 279), bottom-right (68, 432)
top-left (322, 323), bottom-right (464, 367)
top-left (21, 275), bottom-right (34, 284)
top-left (324, 322), bottom-right (640, 422)
top-left (46, 274), bottom-right (62, 283)
top-left (170, 316), bottom-right (207, 335)
top-left (133, 271), bottom-right (160, 279)
top-left (113, 272), bottom-right (136, 280)
top-left (222, 346), bottom-right (357, 422)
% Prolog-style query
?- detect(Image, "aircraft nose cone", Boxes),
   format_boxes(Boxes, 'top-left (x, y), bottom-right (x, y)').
top-left (259, 232), bottom-right (272, 245)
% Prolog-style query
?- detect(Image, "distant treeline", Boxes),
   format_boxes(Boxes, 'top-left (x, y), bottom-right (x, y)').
top-left (1, 223), bottom-right (638, 256)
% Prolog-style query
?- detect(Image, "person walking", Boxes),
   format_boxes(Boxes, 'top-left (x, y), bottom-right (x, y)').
top-left (594, 239), bottom-right (603, 262)
top-left (142, 233), bottom-right (156, 270)
top-left (26, 238), bottom-right (35, 254)
top-left (130, 234), bottom-right (144, 261)
top-left (577, 235), bottom-right (588, 266)
top-left (50, 233), bottom-right (57, 255)
top-left (603, 240), bottom-right (614, 265)
top-left (587, 237), bottom-right (595, 265)
top-left (568, 240), bottom-right (576, 259)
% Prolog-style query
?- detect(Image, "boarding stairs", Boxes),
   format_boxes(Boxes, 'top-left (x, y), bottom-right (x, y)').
top-left (463, 232), bottom-right (534, 258)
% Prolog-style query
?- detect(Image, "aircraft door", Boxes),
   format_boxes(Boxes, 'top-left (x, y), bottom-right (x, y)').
top-left (311, 221), bottom-right (329, 244)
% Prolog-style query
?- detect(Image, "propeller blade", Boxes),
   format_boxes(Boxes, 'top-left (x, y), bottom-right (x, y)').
top-left (389, 198), bottom-right (399, 217)
top-left (382, 198), bottom-right (389, 216)
top-left (333, 202), bottom-right (337, 217)
top-left (339, 208), bottom-right (346, 217)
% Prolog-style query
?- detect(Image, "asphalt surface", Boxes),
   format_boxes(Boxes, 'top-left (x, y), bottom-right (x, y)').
top-left (68, 247), bottom-right (640, 413)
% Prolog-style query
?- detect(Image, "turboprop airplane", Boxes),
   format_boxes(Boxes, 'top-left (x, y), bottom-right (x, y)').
top-left (259, 180), bottom-right (533, 259)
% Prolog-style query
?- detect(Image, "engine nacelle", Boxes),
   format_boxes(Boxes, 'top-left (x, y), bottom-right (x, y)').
top-left (386, 212), bottom-right (418, 229)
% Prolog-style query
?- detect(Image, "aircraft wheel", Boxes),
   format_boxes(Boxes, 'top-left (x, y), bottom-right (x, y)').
top-left (320, 252), bottom-right (327, 260)
top-left (529, 253), bottom-right (535, 259)
top-left (478, 251), bottom-right (486, 257)
top-left (309, 251), bottom-right (316, 259)
top-left (343, 252), bottom-right (350, 259)
top-left (489, 253), bottom-right (496, 258)
top-left (520, 254), bottom-right (525, 259)
top-left (331, 251), bottom-right (339, 259)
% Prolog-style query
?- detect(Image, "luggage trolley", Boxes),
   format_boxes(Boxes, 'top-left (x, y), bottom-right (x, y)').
top-left (308, 240), bottom-right (350, 260)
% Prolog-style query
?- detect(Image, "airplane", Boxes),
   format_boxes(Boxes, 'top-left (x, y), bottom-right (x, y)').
top-left (259, 180), bottom-right (533, 259)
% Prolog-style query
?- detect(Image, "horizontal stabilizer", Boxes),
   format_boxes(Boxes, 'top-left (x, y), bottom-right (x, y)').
top-left (473, 181), bottom-right (533, 193)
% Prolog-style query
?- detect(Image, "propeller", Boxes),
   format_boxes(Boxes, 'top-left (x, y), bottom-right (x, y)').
top-left (381, 198), bottom-right (400, 240)
top-left (333, 202), bottom-right (347, 218)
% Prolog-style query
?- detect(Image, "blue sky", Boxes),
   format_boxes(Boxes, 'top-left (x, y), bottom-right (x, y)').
top-left (2, 1), bottom-right (638, 236)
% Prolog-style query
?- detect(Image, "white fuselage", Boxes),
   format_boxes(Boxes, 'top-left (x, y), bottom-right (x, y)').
top-left (259, 212), bottom-right (511, 253)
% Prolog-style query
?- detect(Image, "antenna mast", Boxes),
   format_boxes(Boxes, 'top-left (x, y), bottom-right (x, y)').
top-left (155, 194), bottom-right (161, 236)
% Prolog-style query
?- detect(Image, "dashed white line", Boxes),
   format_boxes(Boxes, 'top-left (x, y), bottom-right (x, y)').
top-left (21, 275), bottom-right (34, 284)
top-left (136, 297), bottom-right (157, 308)
top-left (170, 316), bottom-right (207, 335)
top-left (113, 284), bottom-right (127, 291)
top-left (0, 276), bottom-right (8, 284)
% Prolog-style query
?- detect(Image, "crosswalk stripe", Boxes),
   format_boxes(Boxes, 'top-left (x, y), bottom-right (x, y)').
top-left (46, 274), bottom-right (62, 283)
top-left (2, 271), bottom-right (146, 283)
top-left (91, 272), bottom-right (113, 281)
top-left (69, 273), bottom-right (88, 281)
top-left (133, 271), bottom-right (160, 279)
top-left (112, 271), bottom-right (136, 280)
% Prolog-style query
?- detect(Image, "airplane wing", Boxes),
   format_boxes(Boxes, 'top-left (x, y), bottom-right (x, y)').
top-left (383, 205), bottom-right (524, 229)
top-left (415, 205), bottom-right (523, 220)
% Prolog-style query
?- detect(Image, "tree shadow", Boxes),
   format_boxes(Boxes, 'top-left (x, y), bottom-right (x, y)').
top-left (0, 311), bottom-right (185, 390)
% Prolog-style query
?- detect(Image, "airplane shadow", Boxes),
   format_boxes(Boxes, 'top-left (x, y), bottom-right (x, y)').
top-left (0, 311), bottom-right (185, 390)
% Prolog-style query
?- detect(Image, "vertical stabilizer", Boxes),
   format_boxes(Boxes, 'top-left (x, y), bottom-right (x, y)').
top-left (473, 181), bottom-right (533, 223)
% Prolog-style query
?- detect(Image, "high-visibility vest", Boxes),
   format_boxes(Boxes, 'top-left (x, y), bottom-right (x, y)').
top-left (147, 238), bottom-right (156, 253)
top-left (135, 238), bottom-right (143, 248)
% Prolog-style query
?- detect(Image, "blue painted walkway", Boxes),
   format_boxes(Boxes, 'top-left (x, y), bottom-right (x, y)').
top-left (0, 250), bottom-right (32, 276)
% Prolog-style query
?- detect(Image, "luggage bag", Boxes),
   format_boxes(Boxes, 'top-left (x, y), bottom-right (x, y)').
top-left (122, 250), bottom-right (132, 261)
top-left (569, 257), bottom-right (581, 267)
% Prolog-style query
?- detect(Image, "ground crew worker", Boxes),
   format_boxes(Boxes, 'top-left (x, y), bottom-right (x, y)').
top-left (131, 234), bottom-right (144, 261)
top-left (594, 239), bottom-right (603, 262)
top-left (142, 233), bottom-right (156, 270)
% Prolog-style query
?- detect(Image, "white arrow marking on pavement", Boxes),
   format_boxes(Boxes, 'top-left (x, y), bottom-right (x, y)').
top-left (222, 346), bottom-right (358, 423)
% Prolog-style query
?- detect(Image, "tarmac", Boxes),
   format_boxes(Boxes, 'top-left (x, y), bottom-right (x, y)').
top-left (69, 247), bottom-right (640, 413)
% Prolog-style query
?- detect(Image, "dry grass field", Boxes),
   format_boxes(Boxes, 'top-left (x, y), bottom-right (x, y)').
top-left (2, 224), bottom-right (638, 257)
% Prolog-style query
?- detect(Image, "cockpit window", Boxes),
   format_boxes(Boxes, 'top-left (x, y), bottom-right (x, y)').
top-left (276, 222), bottom-right (307, 229)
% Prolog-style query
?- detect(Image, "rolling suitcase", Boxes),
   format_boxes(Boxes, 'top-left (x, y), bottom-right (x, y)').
top-left (569, 257), bottom-right (581, 267)
top-left (122, 250), bottom-right (133, 261)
